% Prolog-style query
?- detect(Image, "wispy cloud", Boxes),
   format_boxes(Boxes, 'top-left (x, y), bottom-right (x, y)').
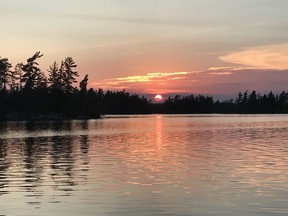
top-left (91, 71), bottom-right (198, 93)
top-left (3, 5), bottom-right (209, 29)
top-left (207, 66), bottom-right (246, 75)
top-left (91, 67), bottom-right (288, 95)
top-left (208, 66), bottom-right (247, 71)
top-left (57, 13), bottom-right (197, 27)
top-left (220, 43), bottom-right (288, 70)
top-left (91, 69), bottom-right (233, 94)
top-left (208, 72), bottom-right (232, 75)
top-left (115, 72), bottom-right (191, 83)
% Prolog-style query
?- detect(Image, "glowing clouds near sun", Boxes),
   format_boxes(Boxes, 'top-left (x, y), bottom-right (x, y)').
top-left (91, 45), bottom-right (288, 95)
top-left (115, 72), bottom-right (190, 83)
top-left (92, 71), bottom-right (196, 94)
top-left (220, 43), bottom-right (288, 70)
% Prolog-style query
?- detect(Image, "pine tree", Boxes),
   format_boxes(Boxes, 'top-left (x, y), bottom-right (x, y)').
top-left (62, 57), bottom-right (79, 93)
top-left (79, 74), bottom-right (88, 93)
top-left (22, 51), bottom-right (44, 90)
top-left (9, 63), bottom-right (24, 91)
top-left (48, 61), bottom-right (63, 90)
top-left (0, 57), bottom-right (12, 90)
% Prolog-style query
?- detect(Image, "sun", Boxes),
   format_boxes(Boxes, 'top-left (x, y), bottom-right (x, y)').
top-left (154, 94), bottom-right (163, 102)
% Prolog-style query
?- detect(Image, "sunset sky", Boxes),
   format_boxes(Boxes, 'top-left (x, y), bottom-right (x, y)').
top-left (2, 0), bottom-right (288, 98)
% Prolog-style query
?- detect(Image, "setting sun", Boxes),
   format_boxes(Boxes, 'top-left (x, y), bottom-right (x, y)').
top-left (154, 94), bottom-right (163, 102)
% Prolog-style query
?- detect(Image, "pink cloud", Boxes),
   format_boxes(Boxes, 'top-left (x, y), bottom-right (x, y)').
top-left (220, 43), bottom-right (288, 69)
top-left (91, 67), bottom-right (288, 96)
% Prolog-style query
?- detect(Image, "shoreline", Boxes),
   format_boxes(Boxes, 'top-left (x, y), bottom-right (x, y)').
top-left (2, 112), bottom-right (288, 122)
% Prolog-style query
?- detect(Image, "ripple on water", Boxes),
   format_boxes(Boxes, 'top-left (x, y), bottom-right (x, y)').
top-left (1, 115), bottom-right (288, 215)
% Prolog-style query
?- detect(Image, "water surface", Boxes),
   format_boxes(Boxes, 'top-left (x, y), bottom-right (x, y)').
top-left (1, 114), bottom-right (288, 215)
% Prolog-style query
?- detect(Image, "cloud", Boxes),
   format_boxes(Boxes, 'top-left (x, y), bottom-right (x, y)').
top-left (208, 66), bottom-right (247, 71)
top-left (208, 72), bottom-right (232, 75)
top-left (57, 13), bottom-right (194, 27)
top-left (115, 72), bottom-right (191, 83)
top-left (3, 6), bottom-right (210, 29)
top-left (220, 43), bottom-right (288, 70)
top-left (91, 67), bottom-right (288, 96)
top-left (207, 66), bottom-right (245, 76)
top-left (91, 69), bottom-right (233, 94)
top-left (91, 71), bottom-right (198, 93)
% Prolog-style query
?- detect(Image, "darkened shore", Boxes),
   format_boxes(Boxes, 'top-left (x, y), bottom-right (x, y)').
top-left (2, 52), bottom-right (288, 121)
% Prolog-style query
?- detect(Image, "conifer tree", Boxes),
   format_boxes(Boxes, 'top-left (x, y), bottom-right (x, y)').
top-left (0, 57), bottom-right (12, 90)
top-left (48, 61), bottom-right (63, 90)
top-left (79, 74), bottom-right (88, 93)
top-left (62, 57), bottom-right (79, 93)
top-left (10, 63), bottom-right (24, 91)
top-left (22, 51), bottom-right (45, 90)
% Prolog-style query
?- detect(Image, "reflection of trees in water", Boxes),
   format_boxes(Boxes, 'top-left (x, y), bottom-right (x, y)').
top-left (50, 134), bottom-right (76, 196)
top-left (0, 120), bottom-right (91, 206)
top-left (79, 121), bottom-right (90, 174)
top-left (51, 120), bottom-right (74, 131)
top-left (23, 136), bottom-right (49, 206)
top-left (49, 120), bottom-right (90, 198)
top-left (80, 121), bottom-right (89, 155)
top-left (0, 138), bottom-right (9, 196)
top-left (22, 122), bottom-right (53, 206)
top-left (80, 135), bottom-right (89, 154)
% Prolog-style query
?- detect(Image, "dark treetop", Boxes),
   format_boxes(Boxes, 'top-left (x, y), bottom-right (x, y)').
top-left (1, 52), bottom-right (288, 121)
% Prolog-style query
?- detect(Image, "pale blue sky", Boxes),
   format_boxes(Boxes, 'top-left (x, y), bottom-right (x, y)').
top-left (1, 0), bottom-right (288, 95)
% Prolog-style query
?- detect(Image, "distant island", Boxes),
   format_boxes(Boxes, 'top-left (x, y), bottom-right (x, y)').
top-left (1, 52), bottom-right (288, 121)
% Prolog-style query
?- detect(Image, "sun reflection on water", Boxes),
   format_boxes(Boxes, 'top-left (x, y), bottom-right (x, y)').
top-left (1, 116), bottom-right (288, 215)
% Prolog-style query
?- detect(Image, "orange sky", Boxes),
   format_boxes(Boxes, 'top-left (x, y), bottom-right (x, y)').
top-left (2, 0), bottom-right (288, 97)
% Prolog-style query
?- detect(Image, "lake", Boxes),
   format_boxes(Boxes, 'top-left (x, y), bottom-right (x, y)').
top-left (1, 114), bottom-right (288, 216)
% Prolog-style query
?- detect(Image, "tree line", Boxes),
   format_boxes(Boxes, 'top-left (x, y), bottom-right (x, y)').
top-left (1, 52), bottom-right (288, 120)
top-left (161, 90), bottom-right (288, 114)
top-left (0, 52), bottom-right (150, 120)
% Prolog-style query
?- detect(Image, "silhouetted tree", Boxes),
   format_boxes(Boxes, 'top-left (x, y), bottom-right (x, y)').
top-left (277, 91), bottom-right (288, 112)
top-left (9, 63), bottom-right (23, 91)
top-left (79, 74), bottom-right (88, 93)
top-left (247, 90), bottom-right (258, 113)
top-left (163, 94), bottom-right (215, 114)
top-left (0, 57), bottom-right (12, 90)
top-left (62, 57), bottom-right (79, 93)
top-left (48, 62), bottom-right (62, 90)
top-left (102, 89), bottom-right (150, 114)
top-left (22, 51), bottom-right (45, 90)
top-left (4, 51), bottom-right (288, 120)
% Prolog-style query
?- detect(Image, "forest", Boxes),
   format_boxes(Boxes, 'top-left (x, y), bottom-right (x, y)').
top-left (1, 52), bottom-right (288, 120)
top-left (0, 52), bottom-right (150, 120)
top-left (161, 90), bottom-right (288, 114)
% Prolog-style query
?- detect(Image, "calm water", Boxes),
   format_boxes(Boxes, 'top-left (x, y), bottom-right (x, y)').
top-left (1, 114), bottom-right (288, 216)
